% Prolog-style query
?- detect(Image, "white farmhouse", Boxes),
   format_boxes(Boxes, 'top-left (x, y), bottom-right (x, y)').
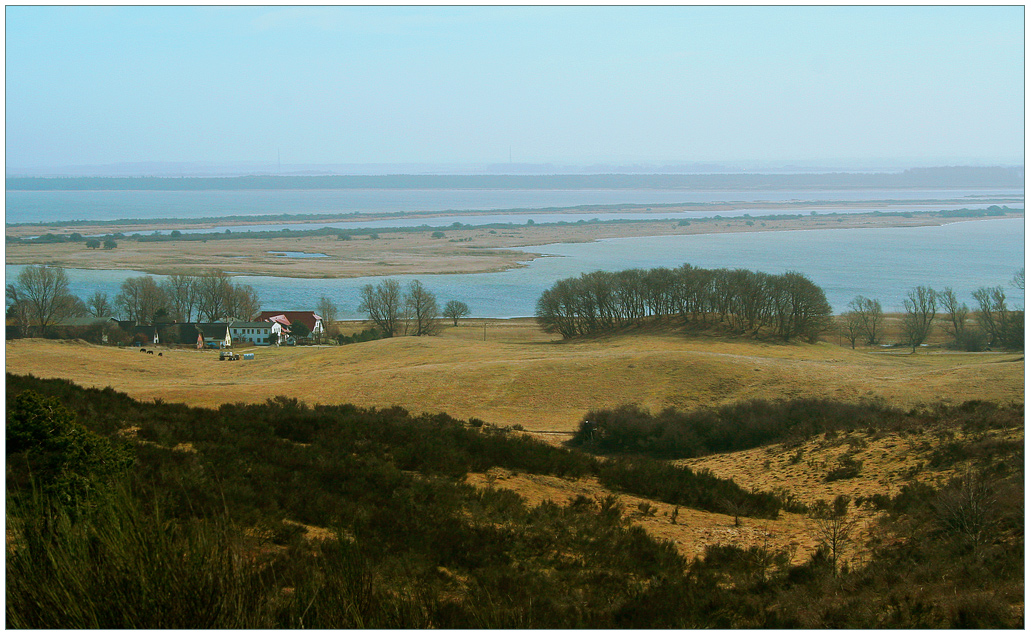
top-left (229, 321), bottom-right (273, 346)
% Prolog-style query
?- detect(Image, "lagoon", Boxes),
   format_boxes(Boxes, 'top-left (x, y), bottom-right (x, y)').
top-left (7, 218), bottom-right (1023, 318)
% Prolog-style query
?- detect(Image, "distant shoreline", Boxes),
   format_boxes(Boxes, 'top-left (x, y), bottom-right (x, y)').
top-left (5, 208), bottom-right (1023, 280)
top-left (4, 197), bottom-right (1022, 237)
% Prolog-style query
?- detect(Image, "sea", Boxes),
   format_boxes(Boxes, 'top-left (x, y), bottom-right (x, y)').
top-left (4, 188), bottom-right (1025, 318)
top-left (5, 187), bottom-right (1024, 226)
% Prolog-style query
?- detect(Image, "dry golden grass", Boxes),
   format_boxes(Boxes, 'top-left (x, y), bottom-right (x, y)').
top-left (464, 469), bottom-right (827, 566)
top-left (465, 418), bottom-right (1022, 566)
top-left (5, 319), bottom-right (1022, 432)
top-left (3, 233), bottom-right (533, 278)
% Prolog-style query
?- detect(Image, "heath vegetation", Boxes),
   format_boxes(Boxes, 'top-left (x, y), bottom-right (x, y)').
top-left (6, 373), bottom-right (1023, 628)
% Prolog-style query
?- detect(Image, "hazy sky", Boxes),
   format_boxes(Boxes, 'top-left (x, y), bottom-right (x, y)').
top-left (5, 5), bottom-right (1025, 169)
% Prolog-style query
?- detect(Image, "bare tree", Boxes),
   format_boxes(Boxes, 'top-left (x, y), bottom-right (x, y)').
top-left (1005, 269), bottom-right (1024, 348)
top-left (405, 280), bottom-right (440, 336)
top-left (859, 296), bottom-right (884, 345)
top-left (11, 265), bottom-right (72, 336)
top-left (442, 300), bottom-right (471, 326)
top-left (358, 279), bottom-right (403, 337)
top-left (972, 286), bottom-right (1007, 347)
top-left (6, 284), bottom-right (28, 333)
top-left (810, 496), bottom-right (859, 577)
top-left (196, 269), bottom-right (234, 322)
top-left (901, 285), bottom-right (937, 353)
top-left (314, 296), bottom-right (339, 343)
top-left (226, 282), bottom-right (260, 321)
top-left (316, 296), bottom-right (339, 327)
top-left (842, 296), bottom-right (869, 349)
top-left (933, 470), bottom-right (999, 558)
top-left (56, 294), bottom-right (88, 319)
top-left (937, 287), bottom-right (970, 340)
top-left (721, 496), bottom-right (748, 527)
top-left (116, 276), bottom-right (168, 325)
top-left (162, 274), bottom-right (198, 323)
top-left (86, 291), bottom-right (113, 317)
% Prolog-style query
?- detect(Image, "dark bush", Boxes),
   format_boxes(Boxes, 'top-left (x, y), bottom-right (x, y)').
top-left (572, 398), bottom-right (909, 460)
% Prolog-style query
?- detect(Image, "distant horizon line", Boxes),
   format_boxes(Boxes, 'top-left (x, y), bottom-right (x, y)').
top-left (7, 168), bottom-right (1024, 192)
top-left (6, 159), bottom-right (1024, 179)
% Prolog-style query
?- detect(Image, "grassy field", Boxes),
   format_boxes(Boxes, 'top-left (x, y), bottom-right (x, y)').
top-left (5, 318), bottom-right (1023, 433)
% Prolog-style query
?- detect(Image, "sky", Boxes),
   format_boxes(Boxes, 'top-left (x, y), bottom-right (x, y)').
top-left (5, 5), bottom-right (1025, 172)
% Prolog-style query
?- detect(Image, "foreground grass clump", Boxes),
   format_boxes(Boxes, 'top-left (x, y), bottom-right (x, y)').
top-left (7, 490), bottom-right (265, 629)
top-left (6, 374), bottom-right (1023, 628)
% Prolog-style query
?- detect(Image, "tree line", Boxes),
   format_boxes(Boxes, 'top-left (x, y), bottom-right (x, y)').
top-left (6, 265), bottom-right (478, 344)
top-left (535, 265), bottom-right (833, 341)
top-left (842, 268), bottom-right (1024, 352)
top-left (6, 265), bottom-right (260, 337)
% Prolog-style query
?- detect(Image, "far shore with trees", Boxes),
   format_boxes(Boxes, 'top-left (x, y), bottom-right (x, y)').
top-left (6, 263), bottom-right (1024, 353)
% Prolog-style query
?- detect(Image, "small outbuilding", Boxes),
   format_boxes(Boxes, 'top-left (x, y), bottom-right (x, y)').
top-left (194, 323), bottom-right (232, 348)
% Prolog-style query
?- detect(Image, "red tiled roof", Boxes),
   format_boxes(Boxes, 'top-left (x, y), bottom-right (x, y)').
top-left (257, 311), bottom-right (322, 332)
top-left (265, 314), bottom-right (292, 326)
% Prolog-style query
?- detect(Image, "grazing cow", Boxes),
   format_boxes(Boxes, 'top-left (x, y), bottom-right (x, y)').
top-left (140, 348), bottom-right (147, 353)
top-left (147, 350), bottom-right (154, 355)
top-left (158, 352), bottom-right (163, 357)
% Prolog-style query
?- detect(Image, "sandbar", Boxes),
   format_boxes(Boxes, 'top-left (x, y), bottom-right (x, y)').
top-left (5, 208), bottom-right (1024, 279)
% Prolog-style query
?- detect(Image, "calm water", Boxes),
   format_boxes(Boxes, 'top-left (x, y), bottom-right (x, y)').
top-left (267, 251), bottom-right (329, 259)
top-left (7, 219), bottom-right (1023, 318)
top-left (5, 187), bottom-right (1023, 225)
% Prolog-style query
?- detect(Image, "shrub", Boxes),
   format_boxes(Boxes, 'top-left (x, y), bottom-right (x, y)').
top-left (824, 454), bottom-right (863, 482)
top-left (6, 390), bottom-right (134, 506)
top-left (571, 398), bottom-right (907, 460)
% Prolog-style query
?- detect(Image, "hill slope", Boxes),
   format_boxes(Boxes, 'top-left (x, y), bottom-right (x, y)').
top-left (5, 329), bottom-right (1022, 432)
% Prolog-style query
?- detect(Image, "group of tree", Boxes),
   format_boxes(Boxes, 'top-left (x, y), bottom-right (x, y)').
top-left (113, 270), bottom-right (260, 324)
top-left (355, 279), bottom-right (471, 337)
top-left (841, 296), bottom-right (884, 348)
top-left (6, 266), bottom-right (261, 337)
top-left (7, 266), bottom-right (475, 345)
top-left (84, 237), bottom-right (118, 249)
top-left (842, 269), bottom-right (1024, 352)
top-left (535, 265), bottom-right (833, 341)
top-left (357, 279), bottom-right (442, 337)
